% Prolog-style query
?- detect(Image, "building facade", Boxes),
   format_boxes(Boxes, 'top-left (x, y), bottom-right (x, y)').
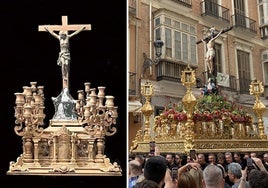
top-left (128, 0), bottom-right (268, 151)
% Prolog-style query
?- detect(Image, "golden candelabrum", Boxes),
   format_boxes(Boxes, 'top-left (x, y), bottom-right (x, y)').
top-left (181, 65), bottom-right (197, 154)
top-left (249, 79), bottom-right (267, 140)
top-left (75, 83), bottom-right (118, 138)
top-left (14, 82), bottom-right (46, 162)
top-left (140, 81), bottom-right (154, 142)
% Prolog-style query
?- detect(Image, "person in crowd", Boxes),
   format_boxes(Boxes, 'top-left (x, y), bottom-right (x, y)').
top-left (250, 153), bottom-right (257, 158)
top-left (202, 164), bottom-right (225, 188)
top-left (251, 155), bottom-right (267, 172)
top-left (174, 162), bottom-right (201, 188)
top-left (225, 152), bottom-right (234, 186)
top-left (143, 155), bottom-right (175, 188)
top-left (198, 153), bottom-right (209, 170)
top-left (248, 169), bottom-right (268, 188)
top-left (208, 153), bottom-right (217, 165)
top-left (133, 179), bottom-right (160, 188)
top-left (129, 159), bottom-right (143, 188)
top-left (177, 171), bottom-right (198, 188)
top-left (227, 162), bottom-right (250, 188)
top-left (217, 153), bottom-right (227, 167)
top-left (189, 167), bottom-right (203, 188)
top-left (135, 154), bottom-right (146, 170)
top-left (234, 152), bottom-right (246, 170)
top-left (174, 153), bottom-right (183, 169)
top-left (263, 153), bottom-right (268, 171)
top-left (166, 153), bottom-right (178, 171)
top-left (217, 164), bottom-right (231, 188)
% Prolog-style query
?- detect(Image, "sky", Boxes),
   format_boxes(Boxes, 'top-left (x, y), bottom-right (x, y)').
top-left (0, 1), bottom-right (126, 187)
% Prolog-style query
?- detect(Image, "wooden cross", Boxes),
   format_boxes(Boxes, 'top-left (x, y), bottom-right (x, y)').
top-left (38, 16), bottom-right (91, 90)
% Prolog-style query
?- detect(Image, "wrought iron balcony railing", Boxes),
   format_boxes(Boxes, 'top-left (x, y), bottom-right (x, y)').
top-left (200, 1), bottom-right (230, 22)
top-left (156, 60), bottom-right (188, 82)
top-left (231, 13), bottom-right (257, 33)
top-left (239, 78), bottom-right (252, 94)
top-left (155, 60), bottom-right (252, 93)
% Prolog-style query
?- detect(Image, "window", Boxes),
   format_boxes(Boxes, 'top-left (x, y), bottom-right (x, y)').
top-left (154, 15), bottom-right (197, 64)
top-left (214, 43), bottom-right (222, 73)
top-left (263, 51), bottom-right (268, 84)
top-left (258, 0), bottom-right (268, 38)
top-left (237, 50), bottom-right (251, 93)
top-left (165, 28), bottom-right (172, 58)
top-left (205, 0), bottom-right (219, 17)
top-left (234, 0), bottom-right (246, 27)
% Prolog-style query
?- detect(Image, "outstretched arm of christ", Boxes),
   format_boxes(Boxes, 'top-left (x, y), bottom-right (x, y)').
top-left (44, 27), bottom-right (59, 39)
top-left (68, 26), bottom-right (86, 38)
top-left (210, 29), bottom-right (223, 42)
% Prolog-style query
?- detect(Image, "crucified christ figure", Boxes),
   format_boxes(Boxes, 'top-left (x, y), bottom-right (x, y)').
top-left (44, 26), bottom-right (86, 87)
top-left (201, 27), bottom-right (223, 74)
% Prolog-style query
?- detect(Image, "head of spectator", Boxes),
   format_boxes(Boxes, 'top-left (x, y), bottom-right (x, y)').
top-left (248, 169), bottom-right (268, 188)
top-left (217, 153), bottom-right (226, 166)
top-left (187, 155), bottom-right (191, 163)
top-left (135, 154), bottom-right (145, 168)
top-left (133, 179), bottom-right (159, 188)
top-left (175, 153), bottom-right (183, 167)
top-left (250, 152), bottom-right (257, 159)
top-left (208, 153), bottom-right (217, 165)
top-left (143, 155), bottom-right (167, 186)
top-left (244, 152), bottom-right (250, 159)
top-left (233, 152), bottom-right (242, 163)
top-left (217, 164), bottom-right (227, 178)
top-left (225, 152), bottom-right (233, 164)
top-left (227, 162), bottom-right (242, 184)
top-left (203, 164), bottom-right (224, 188)
top-left (198, 153), bottom-right (208, 170)
top-left (177, 171), bottom-right (197, 188)
top-left (165, 153), bottom-right (177, 170)
top-left (263, 153), bottom-right (268, 163)
top-left (129, 159), bottom-right (143, 188)
top-left (189, 167), bottom-right (203, 188)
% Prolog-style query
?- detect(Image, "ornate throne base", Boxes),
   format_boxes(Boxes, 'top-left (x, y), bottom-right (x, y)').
top-left (130, 139), bottom-right (268, 155)
top-left (7, 120), bottom-right (122, 176)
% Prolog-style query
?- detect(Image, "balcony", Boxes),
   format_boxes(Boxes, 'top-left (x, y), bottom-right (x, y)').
top-left (231, 13), bottom-right (257, 33)
top-left (200, 1), bottom-right (230, 22)
top-left (156, 60), bottom-right (188, 82)
top-left (239, 77), bottom-right (252, 94)
top-left (155, 60), bottom-right (254, 94)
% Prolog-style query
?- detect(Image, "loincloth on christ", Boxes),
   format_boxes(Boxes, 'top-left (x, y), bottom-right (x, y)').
top-left (57, 52), bottom-right (71, 66)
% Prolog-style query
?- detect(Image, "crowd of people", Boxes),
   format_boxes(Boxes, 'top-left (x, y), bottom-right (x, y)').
top-left (128, 151), bottom-right (268, 188)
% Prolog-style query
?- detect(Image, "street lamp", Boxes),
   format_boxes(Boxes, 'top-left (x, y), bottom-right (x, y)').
top-left (154, 38), bottom-right (164, 64)
top-left (142, 39), bottom-right (164, 78)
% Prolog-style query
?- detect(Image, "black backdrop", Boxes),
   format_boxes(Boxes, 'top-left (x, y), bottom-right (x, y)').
top-left (0, 1), bottom-right (126, 187)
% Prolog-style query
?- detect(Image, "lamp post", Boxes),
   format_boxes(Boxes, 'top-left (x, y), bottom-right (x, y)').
top-left (141, 81), bottom-right (154, 141)
top-left (181, 65), bottom-right (197, 153)
top-left (249, 79), bottom-right (267, 139)
top-left (153, 38), bottom-right (164, 64)
top-left (142, 39), bottom-right (164, 78)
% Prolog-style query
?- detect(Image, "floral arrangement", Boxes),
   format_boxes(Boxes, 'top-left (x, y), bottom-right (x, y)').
top-left (155, 93), bottom-right (253, 126)
top-left (193, 93), bottom-right (252, 124)
top-left (155, 102), bottom-right (187, 127)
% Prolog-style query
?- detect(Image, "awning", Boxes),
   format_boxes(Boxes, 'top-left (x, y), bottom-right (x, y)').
top-left (128, 100), bottom-right (142, 112)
